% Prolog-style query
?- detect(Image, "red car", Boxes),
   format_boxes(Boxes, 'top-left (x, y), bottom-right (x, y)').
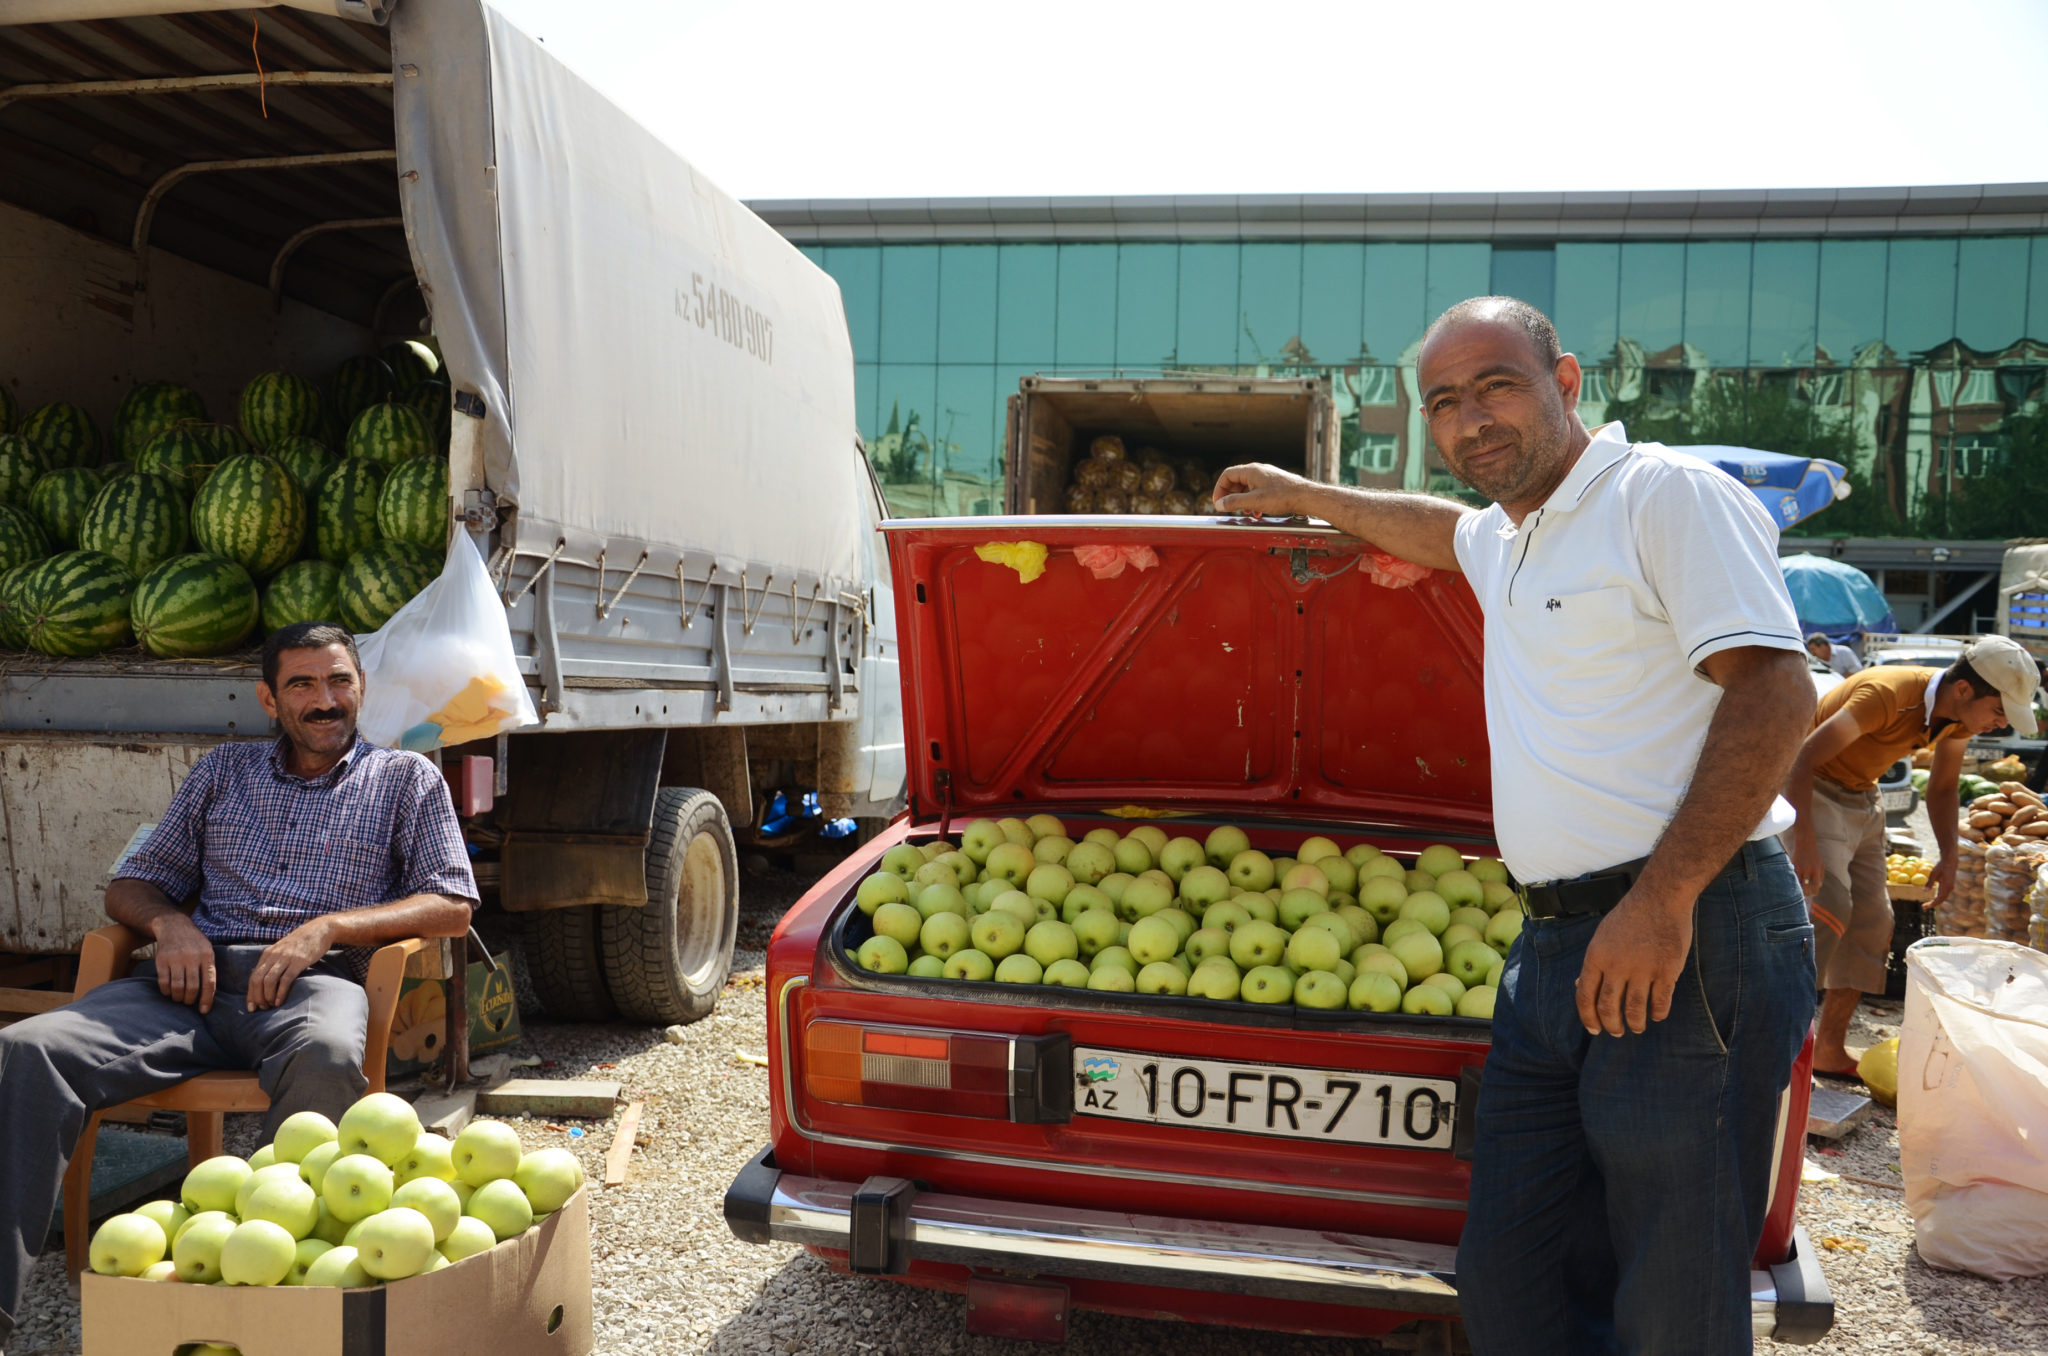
top-left (726, 517), bottom-right (1834, 1347)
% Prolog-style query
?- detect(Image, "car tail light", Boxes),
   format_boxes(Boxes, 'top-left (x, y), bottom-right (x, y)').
top-left (802, 1020), bottom-right (1071, 1123)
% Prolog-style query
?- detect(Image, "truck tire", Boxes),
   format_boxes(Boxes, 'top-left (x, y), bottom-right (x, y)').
top-left (599, 787), bottom-right (739, 1025)
top-left (523, 905), bottom-right (618, 1022)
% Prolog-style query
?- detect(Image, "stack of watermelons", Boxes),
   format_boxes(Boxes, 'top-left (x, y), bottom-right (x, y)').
top-left (0, 338), bottom-right (451, 659)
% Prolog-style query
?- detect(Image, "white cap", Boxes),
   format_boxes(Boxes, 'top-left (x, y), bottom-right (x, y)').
top-left (1962, 636), bottom-right (2042, 736)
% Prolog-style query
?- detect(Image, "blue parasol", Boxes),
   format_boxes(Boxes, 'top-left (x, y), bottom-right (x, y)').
top-left (1676, 445), bottom-right (1850, 530)
top-left (1779, 553), bottom-right (1898, 642)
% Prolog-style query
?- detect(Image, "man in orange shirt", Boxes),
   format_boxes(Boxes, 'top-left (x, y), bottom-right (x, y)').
top-left (1787, 636), bottom-right (2040, 1075)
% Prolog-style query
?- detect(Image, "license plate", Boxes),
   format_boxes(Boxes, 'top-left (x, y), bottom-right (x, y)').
top-left (1072, 1046), bottom-right (1458, 1151)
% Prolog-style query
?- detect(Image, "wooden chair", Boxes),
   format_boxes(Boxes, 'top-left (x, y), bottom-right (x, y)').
top-left (60, 924), bottom-right (423, 1278)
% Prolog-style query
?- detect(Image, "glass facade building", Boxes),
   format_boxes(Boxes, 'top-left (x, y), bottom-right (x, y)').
top-left (756, 187), bottom-right (2048, 538)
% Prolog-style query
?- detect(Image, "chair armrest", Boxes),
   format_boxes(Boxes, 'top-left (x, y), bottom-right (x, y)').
top-left (361, 936), bottom-right (428, 1096)
top-left (72, 924), bottom-right (150, 999)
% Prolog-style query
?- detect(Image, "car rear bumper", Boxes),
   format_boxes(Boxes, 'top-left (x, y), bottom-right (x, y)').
top-left (726, 1146), bottom-right (1832, 1339)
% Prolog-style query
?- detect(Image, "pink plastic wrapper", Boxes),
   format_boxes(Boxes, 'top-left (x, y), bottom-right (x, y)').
top-left (1366, 549), bottom-right (1431, 590)
top-left (1071, 544), bottom-right (1160, 580)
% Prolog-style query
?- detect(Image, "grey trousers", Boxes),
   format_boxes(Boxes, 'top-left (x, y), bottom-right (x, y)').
top-left (0, 944), bottom-right (368, 1340)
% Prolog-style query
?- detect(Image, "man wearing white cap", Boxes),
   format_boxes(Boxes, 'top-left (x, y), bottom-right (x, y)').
top-left (1787, 635), bottom-right (2041, 1076)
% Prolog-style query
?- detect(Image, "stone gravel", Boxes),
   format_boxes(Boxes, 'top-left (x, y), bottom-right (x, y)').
top-left (9, 841), bottom-right (2044, 1355)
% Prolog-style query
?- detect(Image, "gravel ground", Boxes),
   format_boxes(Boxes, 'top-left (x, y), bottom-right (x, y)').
top-left (10, 832), bottom-right (2046, 1355)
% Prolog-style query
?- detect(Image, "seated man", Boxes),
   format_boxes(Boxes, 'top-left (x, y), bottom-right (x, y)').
top-left (0, 622), bottom-right (476, 1344)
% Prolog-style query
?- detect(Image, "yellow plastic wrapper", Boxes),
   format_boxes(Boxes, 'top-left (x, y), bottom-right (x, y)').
top-left (1859, 1036), bottom-right (1899, 1108)
top-left (974, 540), bottom-right (1048, 583)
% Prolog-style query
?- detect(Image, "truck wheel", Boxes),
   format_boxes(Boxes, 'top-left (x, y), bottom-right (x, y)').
top-left (600, 787), bottom-right (739, 1025)
top-left (523, 905), bottom-right (618, 1022)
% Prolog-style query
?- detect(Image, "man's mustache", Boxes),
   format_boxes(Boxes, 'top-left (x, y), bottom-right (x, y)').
top-left (302, 708), bottom-right (346, 723)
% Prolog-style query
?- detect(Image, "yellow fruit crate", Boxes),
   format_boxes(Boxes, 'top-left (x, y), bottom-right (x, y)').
top-left (1889, 883), bottom-right (1937, 902)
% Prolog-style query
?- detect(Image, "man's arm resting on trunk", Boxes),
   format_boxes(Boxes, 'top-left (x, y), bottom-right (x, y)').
top-left (106, 876), bottom-right (219, 1012)
top-left (1212, 463), bottom-right (1470, 572)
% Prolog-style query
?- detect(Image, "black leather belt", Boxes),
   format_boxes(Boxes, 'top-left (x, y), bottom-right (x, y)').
top-left (1518, 856), bottom-right (1652, 919)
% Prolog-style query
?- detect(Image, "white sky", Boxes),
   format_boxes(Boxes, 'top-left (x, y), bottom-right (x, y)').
top-left (485, 0), bottom-right (2048, 204)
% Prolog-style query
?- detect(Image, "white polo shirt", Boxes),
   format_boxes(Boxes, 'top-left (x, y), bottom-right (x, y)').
top-left (1452, 423), bottom-right (1806, 885)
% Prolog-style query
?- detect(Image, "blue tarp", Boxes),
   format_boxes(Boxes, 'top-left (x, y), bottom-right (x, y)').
top-left (1779, 553), bottom-right (1899, 642)
top-left (1676, 445), bottom-right (1850, 530)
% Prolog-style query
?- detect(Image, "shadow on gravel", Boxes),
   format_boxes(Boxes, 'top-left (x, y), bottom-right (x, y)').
top-left (1899, 1251), bottom-right (2048, 1352)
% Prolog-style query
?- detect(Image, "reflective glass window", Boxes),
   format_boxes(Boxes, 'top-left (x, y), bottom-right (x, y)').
top-left (878, 245), bottom-right (940, 364)
top-left (1817, 240), bottom-right (1887, 364)
top-left (1554, 243), bottom-right (1620, 363)
top-left (1886, 238), bottom-right (1958, 359)
top-left (1116, 243), bottom-right (1179, 368)
top-left (1490, 246), bottom-right (1555, 317)
top-left (1239, 243), bottom-right (1303, 366)
top-left (935, 365), bottom-right (1000, 486)
top-left (1748, 241), bottom-right (1818, 366)
top-left (825, 246), bottom-right (882, 363)
top-left (1362, 243), bottom-right (1426, 365)
top-left (853, 363), bottom-right (878, 446)
top-left (1618, 243), bottom-right (1684, 358)
top-left (996, 245), bottom-right (1058, 366)
top-left (1056, 244), bottom-right (1118, 367)
top-left (1955, 236), bottom-right (2029, 354)
top-left (1299, 243), bottom-right (1366, 365)
top-left (872, 364), bottom-right (939, 489)
top-left (2031, 237), bottom-right (2048, 342)
top-left (1178, 243), bottom-right (1241, 366)
top-left (1682, 242), bottom-right (1751, 368)
top-left (1426, 243), bottom-right (1491, 324)
top-left (937, 245), bottom-right (999, 364)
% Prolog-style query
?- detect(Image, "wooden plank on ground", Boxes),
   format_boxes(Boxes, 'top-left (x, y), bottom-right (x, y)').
top-left (475, 1078), bottom-right (621, 1119)
top-left (604, 1099), bottom-right (645, 1188)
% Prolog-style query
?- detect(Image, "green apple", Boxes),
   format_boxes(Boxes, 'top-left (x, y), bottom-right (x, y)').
top-left (1469, 857), bottom-right (1509, 884)
top-left (391, 1176), bottom-right (465, 1241)
top-left (1025, 813), bottom-right (1066, 839)
top-left (1485, 908), bottom-right (1524, 957)
top-left (1087, 960), bottom-right (1135, 991)
top-left (904, 955), bottom-right (944, 978)
top-left (1318, 855), bottom-right (1359, 895)
top-left (1285, 926), bottom-right (1343, 974)
top-left (1334, 904), bottom-right (1379, 946)
top-left (1225, 849), bottom-right (1275, 891)
top-left (1294, 970), bottom-right (1347, 1009)
top-left (993, 817), bottom-right (1032, 846)
top-left (1083, 827), bottom-right (1121, 849)
top-left (1042, 958), bottom-right (1091, 987)
top-left (1071, 908), bottom-right (1120, 957)
top-left (284, 1238), bottom-right (333, 1285)
top-left (959, 818), bottom-right (1006, 864)
top-left (343, 1216), bottom-right (371, 1249)
top-left (1138, 868), bottom-right (1176, 893)
top-left (870, 901), bottom-right (923, 949)
top-left (181, 1154), bottom-right (252, 1216)
top-left (1294, 835), bottom-right (1339, 864)
top-left (452, 1120), bottom-right (524, 1188)
top-left (450, 1179), bottom-right (475, 1210)
top-left (173, 1207), bottom-right (225, 1248)
top-left (1229, 920), bottom-right (1289, 969)
top-left (1398, 891), bottom-right (1451, 936)
top-left (138, 1259), bottom-right (178, 1282)
top-left (1156, 907), bottom-right (1198, 945)
top-left (1457, 985), bottom-right (1498, 1019)
top-left (1357, 949), bottom-right (1410, 990)
top-left (1065, 840), bottom-right (1116, 885)
top-left (1422, 971), bottom-right (1467, 1001)
top-left (268, 1111), bottom-right (337, 1168)
top-left (1349, 971), bottom-right (1403, 1012)
top-left (1389, 930), bottom-right (1444, 982)
top-left (1382, 918), bottom-right (1429, 947)
top-left (1177, 865), bottom-right (1231, 909)
top-left (1025, 863), bottom-right (1074, 908)
top-left (1118, 875), bottom-right (1175, 921)
top-left (1135, 961), bottom-right (1188, 995)
top-left (512, 1148), bottom-right (583, 1217)
top-left (1201, 900), bottom-right (1251, 934)
top-left (393, 1132), bottom-right (457, 1187)
top-left (878, 843), bottom-right (927, 879)
top-left (856, 935), bottom-right (909, 973)
top-left (1405, 869), bottom-right (1438, 894)
top-left (1481, 881), bottom-right (1518, 913)
top-left (1061, 883), bottom-right (1113, 923)
top-left (1487, 958), bottom-right (1504, 988)
top-left (1200, 825), bottom-right (1248, 868)
top-left (1278, 888), bottom-right (1328, 931)
top-left (1090, 945), bottom-right (1138, 977)
top-left (1279, 863), bottom-right (1331, 898)
top-left (354, 1206), bottom-right (439, 1279)
top-left (942, 949), bottom-right (994, 980)
top-left (920, 912), bottom-right (972, 959)
top-left (1127, 824), bottom-right (1169, 858)
top-left (135, 1199), bottom-right (190, 1244)
top-left (172, 1211), bottom-right (238, 1284)
top-left (1236, 892), bottom-right (1279, 924)
top-left (994, 954), bottom-right (1043, 984)
top-left (219, 1218), bottom-right (297, 1286)
top-left (984, 841), bottom-right (1036, 886)
top-left (237, 1163), bottom-right (304, 1218)
top-left (1187, 956), bottom-right (1242, 1000)
top-left (1441, 924), bottom-right (1484, 952)
top-left (913, 882), bottom-right (967, 920)
top-left (338, 1092), bottom-right (422, 1168)
top-left (988, 890), bottom-right (1039, 925)
top-left (248, 1144), bottom-right (278, 1171)
top-left (323, 1153), bottom-right (395, 1223)
top-left (1416, 844), bottom-right (1465, 877)
top-left (1402, 983), bottom-right (1456, 1016)
top-left (1300, 911), bottom-right (1358, 949)
top-left (1331, 957), bottom-right (1357, 987)
top-left (439, 1215), bottom-right (498, 1263)
top-left (1358, 855), bottom-right (1405, 883)
top-left (1345, 844), bottom-right (1384, 868)
top-left (1270, 856), bottom-right (1298, 879)
top-left (244, 1173), bottom-right (320, 1240)
top-left (1031, 835), bottom-right (1074, 866)
top-left (918, 839), bottom-right (952, 860)
top-left (912, 859), bottom-right (959, 897)
top-left (1158, 836), bottom-right (1206, 882)
top-left (466, 1179), bottom-right (535, 1241)
top-left (1111, 837), bottom-right (1153, 875)
top-left (303, 1242), bottom-right (372, 1287)
top-left (311, 1200), bottom-right (351, 1245)
top-left (1098, 872), bottom-right (1136, 905)
top-left (1126, 915), bottom-right (1181, 965)
top-left (855, 871), bottom-right (910, 915)
top-left (969, 910), bottom-right (1026, 959)
top-left (1436, 872), bottom-right (1485, 911)
top-left (1024, 920), bottom-right (1079, 967)
top-left (1241, 965), bottom-right (1294, 1004)
top-left (1446, 905), bottom-right (1491, 934)
top-left (89, 1213), bottom-right (168, 1277)
top-left (1184, 927), bottom-right (1232, 965)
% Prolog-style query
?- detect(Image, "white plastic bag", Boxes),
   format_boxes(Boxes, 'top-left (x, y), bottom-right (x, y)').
top-left (1899, 937), bottom-right (2048, 1280)
top-left (355, 535), bottom-right (539, 751)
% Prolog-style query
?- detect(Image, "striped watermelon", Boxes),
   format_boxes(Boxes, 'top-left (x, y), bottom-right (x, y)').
top-left (190, 454), bottom-right (305, 580)
top-left (344, 402), bottom-right (431, 467)
top-left (185, 421), bottom-right (248, 465)
top-left (238, 371), bottom-right (322, 451)
top-left (0, 503), bottom-right (51, 572)
top-left (136, 428), bottom-right (214, 497)
top-left (0, 436), bottom-right (51, 509)
top-left (115, 382), bottom-right (207, 461)
top-left (405, 381), bottom-right (452, 453)
top-left (272, 435), bottom-right (336, 498)
top-left (0, 563), bottom-right (33, 648)
top-left (377, 456), bottom-right (447, 549)
top-left (314, 457), bottom-right (385, 564)
top-left (0, 385), bottom-right (16, 434)
top-left (99, 460), bottom-right (134, 480)
top-left (339, 540), bottom-right (436, 633)
top-left (380, 340), bottom-right (440, 396)
top-left (132, 553), bottom-right (259, 658)
top-left (28, 467), bottom-right (104, 548)
top-left (79, 471), bottom-right (189, 576)
top-left (19, 550), bottom-right (137, 656)
top-left (19, 402), bottom-right (100, 468)
top-left (329, 354), bottom-right (395, 425)
top-left (261, 558), bottom-right (342, 632)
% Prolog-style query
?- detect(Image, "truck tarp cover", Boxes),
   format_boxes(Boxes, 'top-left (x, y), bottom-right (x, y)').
top-left (391, 0), bottom-right (864, 592)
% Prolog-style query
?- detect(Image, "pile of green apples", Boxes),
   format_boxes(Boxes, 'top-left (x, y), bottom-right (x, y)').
top-left (86, 1091), bottom-right (585, 1290)
top-left (851, 816), bottom-right (1522, 1018)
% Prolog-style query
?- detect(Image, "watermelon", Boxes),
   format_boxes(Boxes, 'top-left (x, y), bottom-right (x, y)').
top-left (136, 427), bottom-right (215, 497)
top-left (314, 457), bottom-right (386, 564)
top-left (0, 435), bottom-right (51, 509)
top-left (0, 503), bottom-right (50, 572)
top-left (339, 540), bottom-right (435, 633)
top-left (28, 467), bottom-right (104, 548)
top-left (0, 385), bottom-right (16, 434)
top-left (185, 421), bottom-right (248, 463)
top-left (0, 563), bottom-right (33, 648)
top-left (131, 553), bottom-right (259, 658)
top-left (114, 381), bottom-right (207, 461)
top-left (329, 354), bottom-right (395, 425)
top-left (272, 435), bottom-right (336, 497)
top-left (19, 550), bottom-right (137, 656)
top-left (405, 381), bottom-right (452, 453)
top-left (238, 371), bottom-right (322, 451)
top-left (79, 471), bottom-right (189, 577)
top-left (262, 558), bottom-right (343, 632)
top-left (377, 455), bottom-right (448, 549)
top-left (190, 454), bottom-right (305, 580)
top-left (380, 340), bottom-right (440, 396)
top-left (18, 402), bottom-right (99, 468)
top-left (344, 402), bottom-right (431, 467)
top-left (99, 459), bottom-right (134, 480)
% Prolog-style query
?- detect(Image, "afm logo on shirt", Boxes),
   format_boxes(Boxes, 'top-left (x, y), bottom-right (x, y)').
top-left (1545, 598), bottom-right (1562, 612)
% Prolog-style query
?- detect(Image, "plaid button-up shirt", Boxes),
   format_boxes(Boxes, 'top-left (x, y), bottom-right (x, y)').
top-left (117, 734), bottom-right (477, 981)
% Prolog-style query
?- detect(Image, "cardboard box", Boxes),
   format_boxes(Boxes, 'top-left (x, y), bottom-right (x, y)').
top-left (83, 1186), bottom-right (592, 1356)
top-left (386, 950), bottom-right (522, 1078)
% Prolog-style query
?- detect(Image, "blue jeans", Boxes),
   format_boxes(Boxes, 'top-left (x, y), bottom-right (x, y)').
top-left (1455, 839), bottom-right (1816, 1355)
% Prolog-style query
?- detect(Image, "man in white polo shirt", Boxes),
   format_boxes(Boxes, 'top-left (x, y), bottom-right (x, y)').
top-left (1215, 296), bottom-right (1819, 1355)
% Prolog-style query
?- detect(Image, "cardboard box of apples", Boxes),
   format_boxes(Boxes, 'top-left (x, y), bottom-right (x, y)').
top-left (81, 1092), bottom-right (593, 1356)
top-left (844, 816), bottom-right (1519, 1018)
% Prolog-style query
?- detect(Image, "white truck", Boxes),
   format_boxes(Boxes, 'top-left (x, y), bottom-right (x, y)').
top-left (0, 0), bottom-right (904, 1027)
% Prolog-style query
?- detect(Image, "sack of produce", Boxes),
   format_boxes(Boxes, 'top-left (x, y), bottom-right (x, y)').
top-left (1984, 839), bottom-right (2048, 943)
top-left (1939, 838), bottom-right (1988, 937)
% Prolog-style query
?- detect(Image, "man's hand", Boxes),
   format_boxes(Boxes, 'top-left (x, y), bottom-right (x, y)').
top-left (247, 917), bottom-right (336, 1010)
top-left (1212, 463), bottom-right (1316, 517)
top-left (151, 912), bottom-right (217, 1014)
top-left (1791, 826), bottom-right (1825, 900)
top-left (1929, 854), bottom-right (1957, 906)
top-left (1575, 890), bottom-right (1695, 1036)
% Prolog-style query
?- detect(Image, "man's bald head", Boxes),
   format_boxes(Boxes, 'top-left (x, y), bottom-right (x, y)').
top-left (1421, 296), bottom-right (1561, 370)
